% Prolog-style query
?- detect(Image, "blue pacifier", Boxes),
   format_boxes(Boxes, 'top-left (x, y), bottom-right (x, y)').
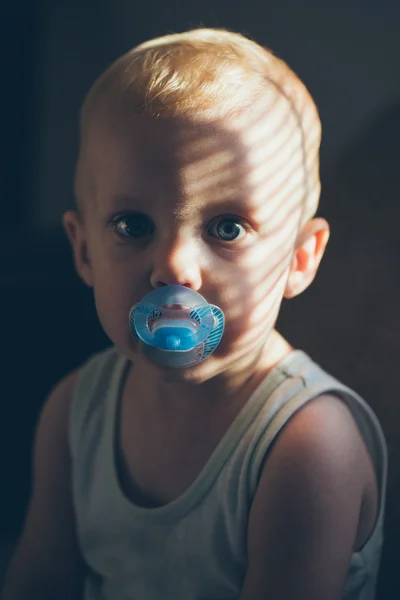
top-left (129, 286), bottom-right (225, 368)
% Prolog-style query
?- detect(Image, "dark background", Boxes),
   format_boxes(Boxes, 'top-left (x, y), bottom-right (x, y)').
top-left (1, 1), bottom-right (400, 598)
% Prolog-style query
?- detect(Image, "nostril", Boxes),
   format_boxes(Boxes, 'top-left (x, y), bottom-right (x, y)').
top-left (155, 281), bottom-right (192, 289)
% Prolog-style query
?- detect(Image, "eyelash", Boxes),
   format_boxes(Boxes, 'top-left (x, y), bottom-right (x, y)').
top-left (111, 213), bottom-right (154, 238)
top-left (110, 213), bottom-right (250, 243)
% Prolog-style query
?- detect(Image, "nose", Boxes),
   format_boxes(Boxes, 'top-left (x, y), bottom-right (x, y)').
top-left (150, 235), bottom-right (203, 290)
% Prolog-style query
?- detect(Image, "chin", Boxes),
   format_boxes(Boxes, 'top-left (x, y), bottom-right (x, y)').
top-left (136, 348), bottom-right (224, 385)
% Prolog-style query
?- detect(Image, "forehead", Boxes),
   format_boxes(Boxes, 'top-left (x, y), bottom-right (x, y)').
top-left (84, 102), bottom-right (306, 222)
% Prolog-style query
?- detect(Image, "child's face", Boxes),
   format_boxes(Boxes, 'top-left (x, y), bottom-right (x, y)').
top-left (64, 111), bottom-right (329, 381)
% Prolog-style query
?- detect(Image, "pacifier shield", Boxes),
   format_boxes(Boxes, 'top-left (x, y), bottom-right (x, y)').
top-left (128, 285), bottom-right (225, 368)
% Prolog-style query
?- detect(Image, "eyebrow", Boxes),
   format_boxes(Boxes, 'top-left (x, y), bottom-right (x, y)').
top-left (108, 194), bottom-right (147, 210)
top-left (107, 191), bottom-right (262, 223)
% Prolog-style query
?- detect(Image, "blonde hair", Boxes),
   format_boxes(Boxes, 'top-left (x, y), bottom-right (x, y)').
top-left (78, 28), bottom-right (321, 226)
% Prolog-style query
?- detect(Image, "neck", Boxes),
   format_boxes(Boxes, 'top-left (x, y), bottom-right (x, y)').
top-left (132, 329), bottom-right (294, 419)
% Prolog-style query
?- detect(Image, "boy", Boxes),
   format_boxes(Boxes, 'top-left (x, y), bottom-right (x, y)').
top-left (1, 28), bottom-right (387, 600)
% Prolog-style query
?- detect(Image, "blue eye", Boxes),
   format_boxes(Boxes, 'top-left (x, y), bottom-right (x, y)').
top-left (208, 218), bottom-right (247, 242)
top-left (112, 214), bottom-right (154, 238)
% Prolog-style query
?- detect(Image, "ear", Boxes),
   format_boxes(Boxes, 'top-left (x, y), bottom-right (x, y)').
top-left (62, 210), bottom-right (94, 287)
top-left (284, 218), bottom-right (330, 299)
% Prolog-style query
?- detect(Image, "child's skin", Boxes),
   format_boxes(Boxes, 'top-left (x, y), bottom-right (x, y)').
top-left (2, 99), bottom-right (379, 600)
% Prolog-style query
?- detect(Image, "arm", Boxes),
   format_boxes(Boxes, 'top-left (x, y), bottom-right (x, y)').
top-left (240, 394), bottom-right (370, 600)
top-left (1, 370), bottom-right (86, 600)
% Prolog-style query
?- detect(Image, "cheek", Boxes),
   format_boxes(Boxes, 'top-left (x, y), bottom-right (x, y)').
top-left (90, 254), bottom-right (145, 351)
top-left (214, 245), bottom-right (291, 351)
top-left (93, 283), bottom-right (133, 351)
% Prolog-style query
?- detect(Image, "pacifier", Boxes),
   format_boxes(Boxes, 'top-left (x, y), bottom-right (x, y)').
top-left (129, 286), bottom-right (225, 368)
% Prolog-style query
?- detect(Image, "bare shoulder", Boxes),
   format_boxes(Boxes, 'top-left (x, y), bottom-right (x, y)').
top-left (28, 366), bottom-right (83, 523)
top-left (36, 368), bottom-right (81, 449)
top-left (257, 393), bottom-right (376, 500)
top-left (240, 393), bottom-right (377, 600)
top-left (270, 392), bottom-right (373, 475)
top-left (27, 368), bottom-right (82, 481)
top-left (36, 368), bottom-right (80, 435)
top-left (1, 368), bottom-right (85, 599)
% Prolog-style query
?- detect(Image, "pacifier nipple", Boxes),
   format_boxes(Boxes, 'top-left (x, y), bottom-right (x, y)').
top-left (164, 334), bottom-right (181, 350)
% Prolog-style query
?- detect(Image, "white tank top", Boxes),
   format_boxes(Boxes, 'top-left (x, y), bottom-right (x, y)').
top-left (69, 346), bottom-right (387, 600)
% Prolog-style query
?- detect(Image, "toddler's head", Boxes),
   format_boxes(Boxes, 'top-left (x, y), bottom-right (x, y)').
top-left (64, 27), bottom-right (330, 380)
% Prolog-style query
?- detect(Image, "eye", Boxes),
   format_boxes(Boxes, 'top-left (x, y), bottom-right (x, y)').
top-left (208, 217), bottom-right (247, 242)
top-left (111, 213), bottom-right (154, 238)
